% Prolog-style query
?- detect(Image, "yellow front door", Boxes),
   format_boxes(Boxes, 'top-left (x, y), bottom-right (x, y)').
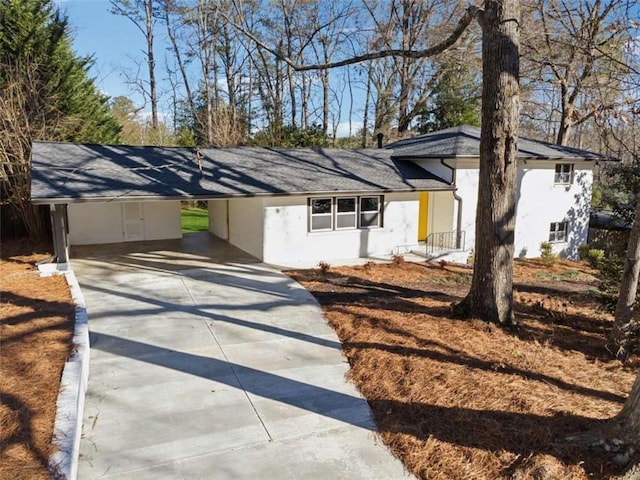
top-left (418, 192), bottom-right (429, 241)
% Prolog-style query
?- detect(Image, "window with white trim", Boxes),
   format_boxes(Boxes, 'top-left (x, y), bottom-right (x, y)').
top-left (308, 196), bottom-right (383, 232)
top-left (310, 198), bottom-right (333, 231)
top-left (359, 196), bottom-right (381, 228)
top-left (336, 197), bottom-right (357, 229)
top-left (549, 221), bottom-right (568, 242)
top-left (554, 163), bottom-right (574, 185)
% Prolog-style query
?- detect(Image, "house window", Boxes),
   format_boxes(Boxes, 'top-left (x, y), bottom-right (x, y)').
top-left (310, 198), bottom-right (333, 231)
top-left (309, 196), bottom-right (383, 232)
top-left (336, 197), bottom-right (357, 229)
top-left (554, 163), bottom-right (574, 185)
top-left (359, 196), bottom-right (382, 228)
top-left (549, 221), bottom-right (568, 242)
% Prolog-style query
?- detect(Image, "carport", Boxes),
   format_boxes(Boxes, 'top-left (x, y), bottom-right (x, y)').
top-left (30, 141), bottom-right (451, 268)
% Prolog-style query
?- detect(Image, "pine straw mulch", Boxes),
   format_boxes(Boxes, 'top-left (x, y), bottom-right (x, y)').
top-left (288, 258), bottom-right (640, 480)
top-left (0, 240), bottom-right (75, 480)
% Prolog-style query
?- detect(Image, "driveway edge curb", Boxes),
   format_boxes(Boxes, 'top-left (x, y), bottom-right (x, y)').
top-left (42, 265), bottom-right (89, 480)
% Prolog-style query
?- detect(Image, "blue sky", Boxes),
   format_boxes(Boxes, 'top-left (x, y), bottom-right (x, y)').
top-left (58, 0), bottom-right (151, 106)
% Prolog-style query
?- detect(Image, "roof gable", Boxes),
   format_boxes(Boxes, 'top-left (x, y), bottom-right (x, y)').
top-left (386, 125), bottom-right (610, 161)
top-left (31, 142), bottom-right (452, 203)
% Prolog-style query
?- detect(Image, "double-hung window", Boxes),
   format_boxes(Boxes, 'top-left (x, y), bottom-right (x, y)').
top-left (309, 196), bottom-right (383, 232)
top-left (554, 163), bottom-right (574, 185)
top-left (310, 198), bottom-right (333, 231)
top-left (336, 198), bottom-right (357, 229)
top-left (549, 221), bottom-right (568, 242)
top-left (359, 196), bottom-right (381, 228)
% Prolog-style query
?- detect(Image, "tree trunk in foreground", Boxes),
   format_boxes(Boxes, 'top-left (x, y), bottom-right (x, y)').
top-left (616, 371), bottom-right (640, 446)
top-left (455, 0), bottom-right (520, 325)
top-left (608, 197), bottom-right (640, 359)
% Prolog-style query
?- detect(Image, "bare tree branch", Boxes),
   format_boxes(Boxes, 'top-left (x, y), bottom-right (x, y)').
top-left (225, 4), bottom-right (481, 72)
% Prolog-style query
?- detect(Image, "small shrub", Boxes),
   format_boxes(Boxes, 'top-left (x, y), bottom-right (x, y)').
top-left (539, 242), bottom-right (557, 266)
top-left (392, 254), bottom-right (405, 265)
top-left (578, 244), bottom-right (590, 260)
top-left (596, 254), bottom-right (624, 312)
top-left (318, 261), bottom-right (330, 274)
top-left (363, 261), bottom-right (376, 271)
top-left (585, 248), bottom-right (605, 268)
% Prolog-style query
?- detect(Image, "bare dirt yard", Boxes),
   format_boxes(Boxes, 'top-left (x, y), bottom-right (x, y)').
top-left (288, 258), bottom-right (639, 480)
top-left (0, 241), bottom-right (75, 480)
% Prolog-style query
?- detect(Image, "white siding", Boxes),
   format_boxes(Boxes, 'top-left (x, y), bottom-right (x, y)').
top-left (67, 201), bottom-right (181, 245)
top-left (208, 199), bottom-right (229, 239)
top-left (143, 201), bottom-right (182, 241)
top-left (68, 203), bottom-right (124, 245)
top-left (261, 193), bottom-right (419, 268)
top-left (429, 191), bottom-right (456, 235)
top-left (227, 197), bottom-right (264, 259)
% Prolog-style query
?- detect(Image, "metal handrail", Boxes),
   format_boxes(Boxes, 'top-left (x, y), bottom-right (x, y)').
top-left (425, 230), bottom-right (465, 253)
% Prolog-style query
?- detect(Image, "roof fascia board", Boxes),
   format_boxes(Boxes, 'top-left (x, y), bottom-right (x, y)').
top-left (31, 185), bottom-right (456, 205)
top-left (396, 154), bottom-right (604, 162)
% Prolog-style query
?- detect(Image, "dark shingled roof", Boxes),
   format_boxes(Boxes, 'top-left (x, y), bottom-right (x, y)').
top-left (386, 124), bottom-right (610, 161)
top-left (31, 142), bottom-right (453, 203)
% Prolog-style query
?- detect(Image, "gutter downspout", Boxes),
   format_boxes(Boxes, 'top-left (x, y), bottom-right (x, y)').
top-left (440, 159), bottom-right (463, 249)
top-left (226, 199), bottom-right (231, 241)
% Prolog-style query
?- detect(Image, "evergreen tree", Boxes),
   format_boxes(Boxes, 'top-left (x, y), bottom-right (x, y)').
top-left (0, 0), bottom-right (120, 238)
top-left (417, 58), bottom-right (481, 133)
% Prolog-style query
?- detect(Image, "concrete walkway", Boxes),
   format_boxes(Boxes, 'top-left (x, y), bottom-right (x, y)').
top-left (74, 234), bottom-right (410, 479)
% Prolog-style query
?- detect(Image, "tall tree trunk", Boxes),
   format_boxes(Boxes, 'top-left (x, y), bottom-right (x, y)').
top-left (361, 64), bottom-right (372, 148)
top-left (281, 0), bottom-right (296, 128)
top-left (145, 0), bottom-right (159, 130)
top-left (556, 88), bottom-right (572, 146)
top-left (608, 197), bottom-right (640, 359)
top-left (615, 370), bottom-right (640, 447)
top-left (163, 2), bottom-right (196, 119)
top-left (322, 69), bottom-right (329, 139)
top-left (456, 0), bottom-right (520, 326)
top-left (301, 71), bottom-right (309, 128)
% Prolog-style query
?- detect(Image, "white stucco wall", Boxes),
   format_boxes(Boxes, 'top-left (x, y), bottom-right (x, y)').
top-left (451, 160), bottom-right (593, 260)
top-left (208, 199), bottom-right (229, 239)
top-left (515, 161), bottom-right (593, 259)
top-left (67, 201), bottom-right (182, 245)
top-left (260, 193), bottom-right (420, 268)
top-left (455, 161), bottom-right (481, 251)
top-left (227, 197), bottom-right (264, 259)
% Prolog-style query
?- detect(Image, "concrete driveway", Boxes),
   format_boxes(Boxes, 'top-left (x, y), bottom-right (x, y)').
top-left (73, 234), bottom-right (410, 479)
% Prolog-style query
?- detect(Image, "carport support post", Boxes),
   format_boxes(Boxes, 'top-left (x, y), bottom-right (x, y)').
top-left (50, 204), bottom-right (69, 264)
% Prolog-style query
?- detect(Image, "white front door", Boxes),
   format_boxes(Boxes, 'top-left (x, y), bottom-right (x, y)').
top-left (123, 202), bottom-right (144, 241)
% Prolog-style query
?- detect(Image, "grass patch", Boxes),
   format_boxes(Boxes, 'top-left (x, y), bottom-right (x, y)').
top-left (181, 208), bottom-right (208, 233)
top-left (424, 272), bottom-right (471, 285)
top-left (534, 268), bottom-right (580, 282)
